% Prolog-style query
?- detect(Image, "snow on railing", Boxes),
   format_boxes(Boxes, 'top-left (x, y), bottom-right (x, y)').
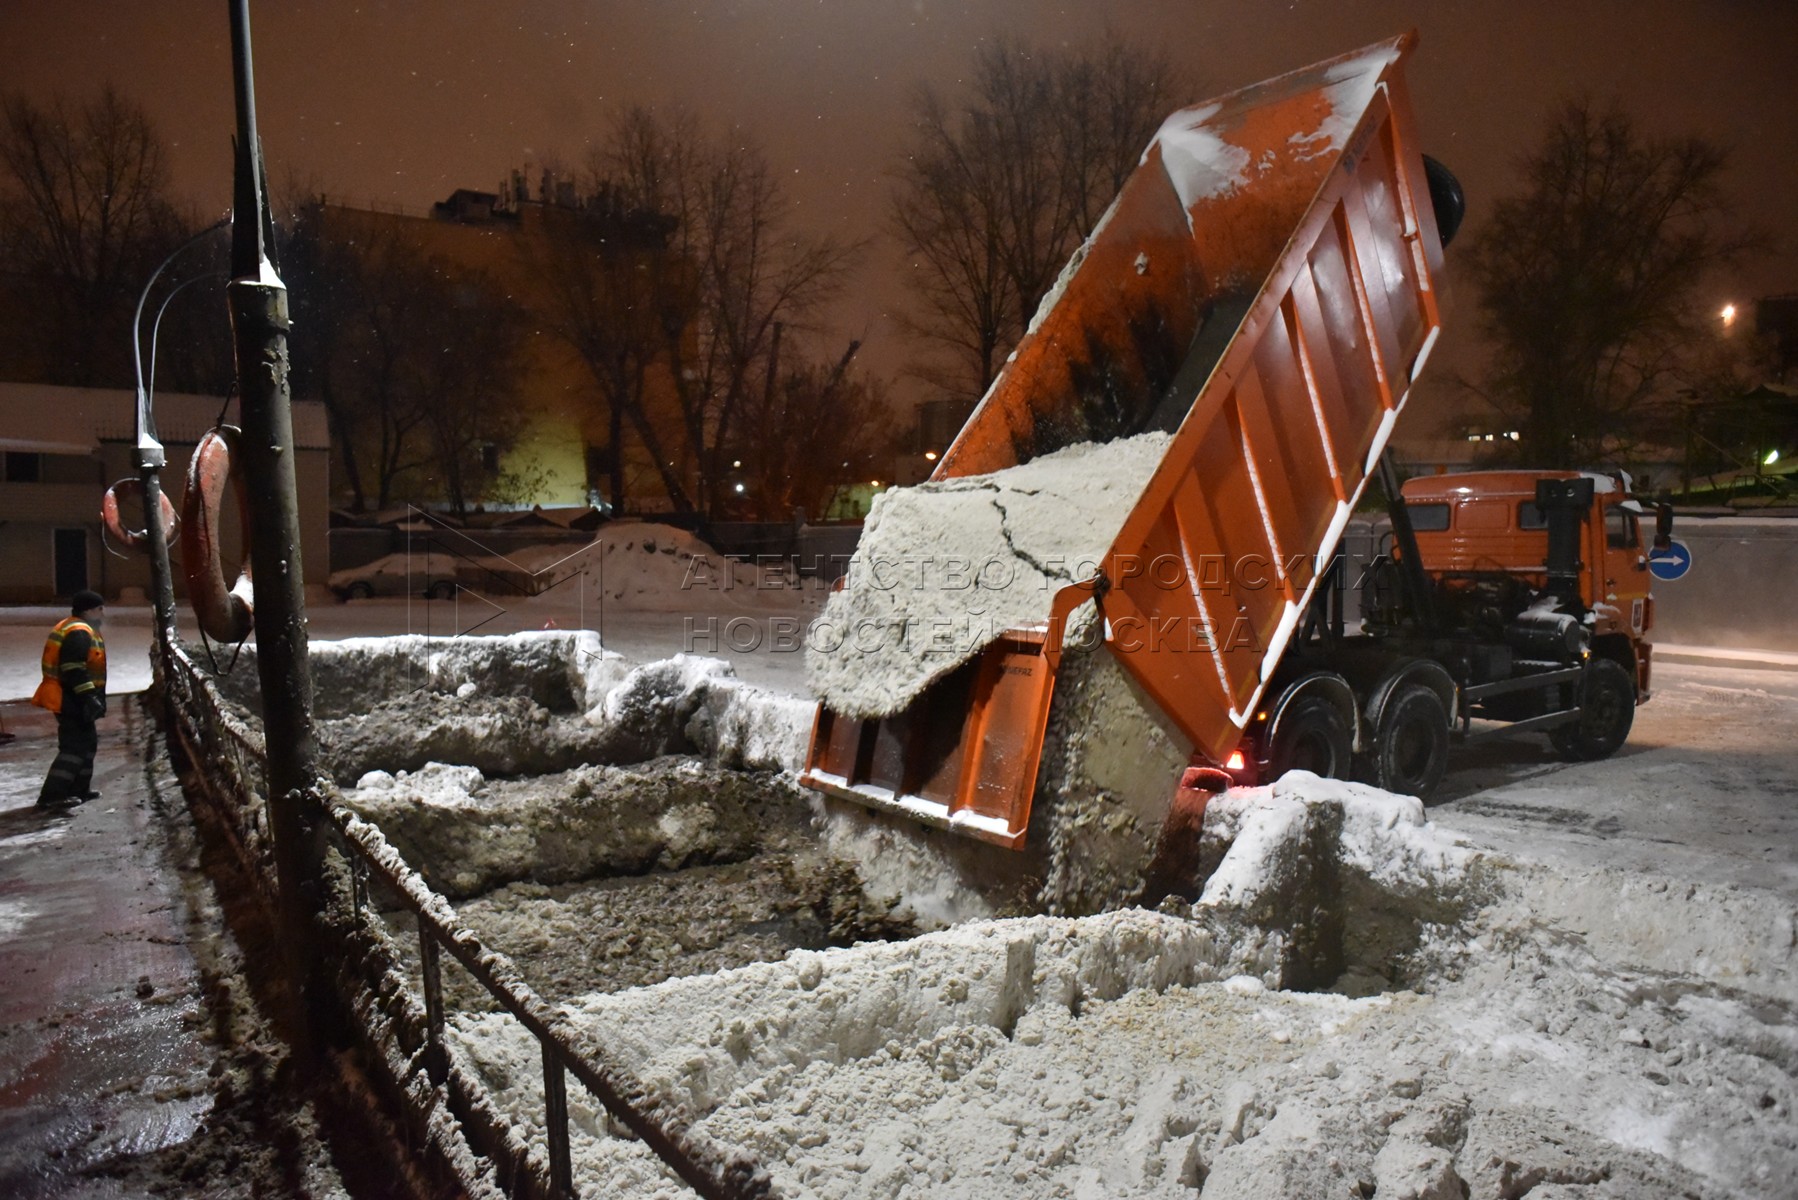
top-left (155, 638), bottom-right (777, 1200)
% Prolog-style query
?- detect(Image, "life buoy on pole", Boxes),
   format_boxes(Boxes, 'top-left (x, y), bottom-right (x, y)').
top-left (181, 425), bottom-right (255, 643)
top-left (100, 478), bottom-right (179, 555)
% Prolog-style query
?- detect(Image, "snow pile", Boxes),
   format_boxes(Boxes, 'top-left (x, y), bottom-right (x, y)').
top-left (683, 674), bottom-right (816, 773)
top-left (509, 521), bottom-right (803, 613)
top-left (1191, 774), bottom-right (1478, 992)
top-left (806, 433), bottom-right (1170, 719)
top-left (344, 757), bottom-right (803, 898)
top-left (807, 795), bottom-right (1013, 930)
top-left (1200, 775), bottom-right (1474, 908)
top-left (259, 631), bottom-right (816, 781)
top-left (446, 796), bottom-right (1797, 1200)
top-left (321, 691), bottom-right (608, 783)
top-left (213, 630), bottom-right (630, 718)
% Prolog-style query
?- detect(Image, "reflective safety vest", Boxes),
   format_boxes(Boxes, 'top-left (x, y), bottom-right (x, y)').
top-left (31, 617), bottom-right (106, 715)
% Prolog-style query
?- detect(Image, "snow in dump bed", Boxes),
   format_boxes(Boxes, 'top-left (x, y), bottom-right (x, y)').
top-left (448, 772), bottom-right (1798, 1199)
top-left (807, 432), bottom-right (1171, 719)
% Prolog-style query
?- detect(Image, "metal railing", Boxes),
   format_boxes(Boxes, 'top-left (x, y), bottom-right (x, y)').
top-left (154, 638), bottom-right (776, 1200)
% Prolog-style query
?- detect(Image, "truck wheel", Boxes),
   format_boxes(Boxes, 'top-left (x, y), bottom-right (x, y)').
top-left (1267, 696), bottom-right (1352, 781)
top-left (346, 581), bottom-right (374, 601)
top-left (427, 580), bottom-right (456, 600)
top-left (1372, 684), bottom-right (1450, 799)
top-left (1551, 658), bottom-right (1635, 761)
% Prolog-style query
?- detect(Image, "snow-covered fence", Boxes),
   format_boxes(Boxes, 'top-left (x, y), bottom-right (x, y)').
top-left (152, 637), bottom-right (779, 1200)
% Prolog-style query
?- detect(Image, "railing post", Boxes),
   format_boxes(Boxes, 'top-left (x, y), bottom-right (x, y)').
top-left (351, 857), bottom-right (368, 923)
top-left (418, 917), bottom-right (447, 1086)
top-left (543, 1045), bottom-right (575, 1199)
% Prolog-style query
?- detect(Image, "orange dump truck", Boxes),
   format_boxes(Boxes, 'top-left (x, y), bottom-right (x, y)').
top-left (801, 33), bottom-right (1663, 852)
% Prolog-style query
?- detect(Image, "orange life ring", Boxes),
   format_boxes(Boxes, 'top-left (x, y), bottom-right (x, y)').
top-left (101, 478), bottom-right (179, 553)
top-left (181, 426), bottom-right (254, 643)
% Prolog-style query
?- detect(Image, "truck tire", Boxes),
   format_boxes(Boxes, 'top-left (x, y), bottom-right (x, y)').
top-left (1267, 696), bottom-right (1352, 781)
top-left (427, 580), bottom-right (457, 600)
top-left (1551, 658), bottom-right (1635, 761)
top-left (1371, 683), bottom-right (1450, 799)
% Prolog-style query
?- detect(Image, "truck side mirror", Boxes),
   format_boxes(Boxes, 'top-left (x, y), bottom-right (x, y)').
top-left (1654, 502), bottom-right (1674, 551)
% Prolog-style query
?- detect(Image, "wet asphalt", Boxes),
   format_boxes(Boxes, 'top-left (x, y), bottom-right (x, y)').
top-left (0, 699), bottom-right (214, 1198)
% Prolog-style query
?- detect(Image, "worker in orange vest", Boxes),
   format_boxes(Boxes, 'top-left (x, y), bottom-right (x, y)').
top-left (32, 589), bottom-right (108, 809)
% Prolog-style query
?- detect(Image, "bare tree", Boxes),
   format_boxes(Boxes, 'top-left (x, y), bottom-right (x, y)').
top-left (529, 106), bottom-right (862, 517)
top-left (0, 87), bottom-right (197, 387)
top-left (287, 210), bottom-right (526, 512)
top-left (1465, 100), bottom-right (1762, 468)
top-left (728, 337), bottom-right (895, 520)
top-left (890, 34), bottom-right (1181, 402)
top-left (405, 269), bottom-right (529, 517)
top-left (524, 192), bottom-right (692, 514)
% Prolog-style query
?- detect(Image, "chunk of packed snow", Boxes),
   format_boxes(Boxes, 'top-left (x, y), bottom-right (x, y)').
top-left (807, 433), bottom-right (1170, 719)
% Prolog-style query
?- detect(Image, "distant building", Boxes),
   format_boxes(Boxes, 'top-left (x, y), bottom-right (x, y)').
top-left (891, 396), bottom-right (979, 487)
top-left (0, 383), bottom-right (330, 603)
top-left (297, 188), bottom-right (692, 514)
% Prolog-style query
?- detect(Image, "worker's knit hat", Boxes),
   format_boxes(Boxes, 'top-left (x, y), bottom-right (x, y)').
top-left (70, 590), bottom-right (105, 616)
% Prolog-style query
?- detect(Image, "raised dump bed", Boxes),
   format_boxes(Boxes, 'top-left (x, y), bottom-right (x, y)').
top-left (805, 33), bottom-right (1450, 849)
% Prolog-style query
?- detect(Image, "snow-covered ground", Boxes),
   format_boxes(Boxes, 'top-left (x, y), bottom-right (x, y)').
top-left (242, 626), bottom-right (1792, 1200)
top-left (6, 523), bottom-right (1795, 1199)
top-left (444, 772), bottom-right (1797, 1200)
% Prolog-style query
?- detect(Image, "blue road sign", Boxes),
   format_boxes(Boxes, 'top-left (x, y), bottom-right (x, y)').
top-left (1648, 539), bottom-right (1692, 582)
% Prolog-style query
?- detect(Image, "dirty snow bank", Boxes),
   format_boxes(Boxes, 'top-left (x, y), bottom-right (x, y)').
top-left (213, 630), bottom-right (630, 719)
top-left (253, 631), bottom-right (817, 781)
top-left (806, 433), bottom-right (1170, 719)
top-left (321, 690), bottom-right (608, 782)
top-left (450, 772), bottom-right (1797, 1199)
top-left (342, 757), bottom-right (807, 899)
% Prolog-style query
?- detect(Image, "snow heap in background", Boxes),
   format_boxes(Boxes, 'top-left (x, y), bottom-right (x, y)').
top-left (807, 433), bottom-right (1171, 719)
top-left (507, 520), bottom-right (804, 613)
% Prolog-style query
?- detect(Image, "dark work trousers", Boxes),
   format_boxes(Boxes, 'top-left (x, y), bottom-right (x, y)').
top-left (39, 712), bottom-right (98, 804)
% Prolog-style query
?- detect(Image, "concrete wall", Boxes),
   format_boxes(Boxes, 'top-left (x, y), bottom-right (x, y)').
top-left (1647, 517), bottom-right (1798, 653)
top-left (0, 443), bottom-right (330, 604)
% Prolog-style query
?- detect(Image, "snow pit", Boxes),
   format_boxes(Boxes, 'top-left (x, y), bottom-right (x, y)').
top-left (445, 775), bottom-right (1796, 1200)
top-left (806, 432), bottom-right (1171, 719)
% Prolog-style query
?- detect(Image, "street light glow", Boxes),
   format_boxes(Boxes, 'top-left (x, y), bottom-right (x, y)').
top-left (923, 450), bottom-right (938, 461)
top-left (1721, 303), bottom-right (1737, 326)
top-left (1766, 449), bottom-right (1781, 467)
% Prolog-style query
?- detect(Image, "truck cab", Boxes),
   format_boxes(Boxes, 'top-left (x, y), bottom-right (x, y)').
top-left (1400, 470), bottom-right (1657, 700)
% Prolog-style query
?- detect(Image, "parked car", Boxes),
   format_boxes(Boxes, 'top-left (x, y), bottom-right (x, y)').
top-left (329, 552), bottom-right (465, 601)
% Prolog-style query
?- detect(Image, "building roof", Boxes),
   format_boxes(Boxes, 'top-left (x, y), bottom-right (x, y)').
top-left (0, 382), bottom-right (331, 453)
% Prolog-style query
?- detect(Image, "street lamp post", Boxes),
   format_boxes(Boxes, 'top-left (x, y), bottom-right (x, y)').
top-left (131, 219), bottom-right (228, 641)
